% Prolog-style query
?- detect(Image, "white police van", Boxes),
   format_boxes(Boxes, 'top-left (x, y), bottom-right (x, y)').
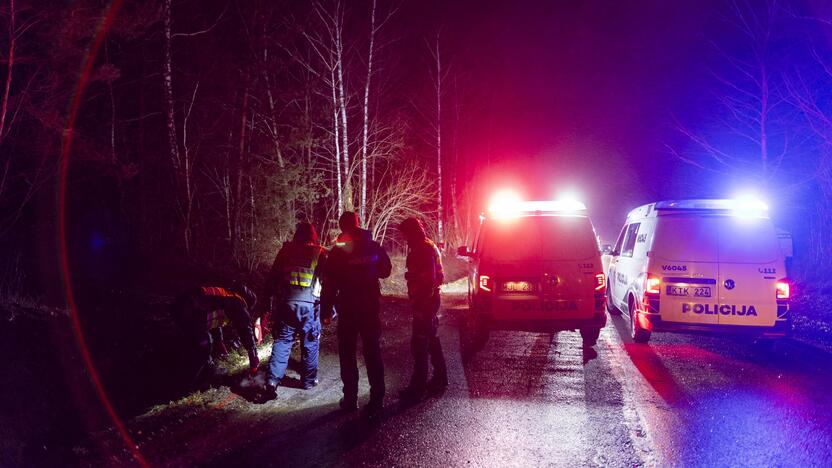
top-left (458, 195), bottom-right (607, 347)
top-left (605, 199), bottom-right (791, 343)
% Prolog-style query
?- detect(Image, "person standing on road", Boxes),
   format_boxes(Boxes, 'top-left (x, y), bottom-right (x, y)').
top-left (321, 211), bottom-right (392, 419)
top-left (262, 222), bottom-right (328, 397)
top-left (398, 217), bottom-right (448, 402)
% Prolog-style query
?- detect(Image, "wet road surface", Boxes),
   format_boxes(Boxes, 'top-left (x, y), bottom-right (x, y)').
top-left (130, 294), bottom-right (832, 466)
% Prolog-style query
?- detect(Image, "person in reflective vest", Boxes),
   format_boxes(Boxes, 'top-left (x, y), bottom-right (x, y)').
top-left (321, 211), bottom-right (391, 419)
top-left (263, 222), bottom-right (328, 396)
top-left (398, 217), bottom-right (448, 401)
top-left (178, 282), bottom-right (260, 384)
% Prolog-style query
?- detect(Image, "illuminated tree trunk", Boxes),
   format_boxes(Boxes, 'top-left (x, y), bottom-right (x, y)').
top-left (359, 0), bottom-right (377, 224)
top-left (336, 17), bottom-right (351, 211)
top-left (0, 0), bottom-right (15, 147)
top-left (433, 35), bottom-right (444, 245)
top-left (331, 67), bottom-right (343, 215)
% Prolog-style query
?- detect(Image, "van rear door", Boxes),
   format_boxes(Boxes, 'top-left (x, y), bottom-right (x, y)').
top-left (716, 218), bottom-right (780, 327)
top-left (479, 216), bottom-right (598, 320)
top-left (651, 216), bottom-right (720, 325)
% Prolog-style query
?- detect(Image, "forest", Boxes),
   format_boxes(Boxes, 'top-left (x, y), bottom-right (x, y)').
top-left (5, 1), bottom-right (832, 297)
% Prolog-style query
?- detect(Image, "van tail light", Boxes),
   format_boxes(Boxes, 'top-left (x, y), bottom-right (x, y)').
top-left (645, 274), bottom-right (661, 295)
top-left (479, 275), bottom-right (493, 292)
top-left (594, 273), bottom-right (606, 312)
top-left (776, 279), bottom-right (790, 300)
top-left (595, 273), bottom-right (606, 292)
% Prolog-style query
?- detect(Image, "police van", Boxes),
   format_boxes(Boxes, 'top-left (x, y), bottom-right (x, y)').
top-left (604, 199), bottom-right (791, 344)
top-left (457, 196), bottom-right (607, 347)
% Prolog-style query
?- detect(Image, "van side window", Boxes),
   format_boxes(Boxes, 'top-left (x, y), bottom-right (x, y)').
top-left (613, 226), bottom-right (627, 255)
top-left (621, 223), bottom-right (641, 257)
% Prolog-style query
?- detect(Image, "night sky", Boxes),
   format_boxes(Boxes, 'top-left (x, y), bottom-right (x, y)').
top-left (401, 0), bottom-right (831, 239)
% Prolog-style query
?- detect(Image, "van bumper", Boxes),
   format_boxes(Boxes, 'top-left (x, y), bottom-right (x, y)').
top-left (472, 296), bottom-right (608, 332)
top-left (638, 312), bottom-right (792, 338)
top-left (478, 312), bottom-right (607, 333)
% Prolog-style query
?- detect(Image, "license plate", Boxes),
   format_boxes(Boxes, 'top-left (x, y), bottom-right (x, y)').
top-left (666, 285), bottom-right (711, 297)
top-left (502, 281), bottom-right (536, 292)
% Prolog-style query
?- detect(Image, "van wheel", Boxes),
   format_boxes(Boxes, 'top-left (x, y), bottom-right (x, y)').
top-left (628, 296), bottom-right (651, 344)
top-left (606, 287), bottom-right (622, 316)
top-left (580, 328), bottom-right (601, 348)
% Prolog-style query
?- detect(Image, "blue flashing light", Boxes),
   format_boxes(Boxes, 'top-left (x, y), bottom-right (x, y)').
top-left (655, 199), bottom-right (769, 218)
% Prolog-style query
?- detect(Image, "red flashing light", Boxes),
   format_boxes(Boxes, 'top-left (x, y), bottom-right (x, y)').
top-left (479, 275), bottom-right (493, 292)
top-left (776, 279), bottom-right (790, 300)
top-left (595, 273), bottom-right (606, 292)
top-left (645, 274), bottom-right (661, 295)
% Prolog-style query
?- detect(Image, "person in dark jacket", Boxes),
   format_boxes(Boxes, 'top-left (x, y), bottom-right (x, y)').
top-left (398, 217), bottom-right (448, 401)
top-left (178, 282), bottom-right (260, 384)
top-left (321, 211), bottom-right (392, 418)
top-left (262, 222), bottom-right (328, 396)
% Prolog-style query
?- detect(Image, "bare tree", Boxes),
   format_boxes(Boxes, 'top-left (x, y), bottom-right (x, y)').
top-left (669, 0), bottom-right (791, 184)
top-left (368, 161), bottom-right (437, 244)
top-left (359, 0), bottom-right (377, 223)
top-left (333, 1), bottom-right (351, 210)
top-left (0, 0), bottom-right (15, 146)
top-left (428, 32), bottom-right (448, 244)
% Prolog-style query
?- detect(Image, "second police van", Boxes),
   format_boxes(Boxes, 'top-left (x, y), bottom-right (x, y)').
top-left (605, 199), bottom-right (792, 344)
top-left (458, 194), bottom-right (608, 348)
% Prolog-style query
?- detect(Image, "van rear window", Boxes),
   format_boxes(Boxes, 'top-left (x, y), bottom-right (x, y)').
top-left (652, 215), bottom-right (779, 263)
top-left (479, 216), bottom-right (598, 261)
top-left (718, 217), bottom-right (780, 263)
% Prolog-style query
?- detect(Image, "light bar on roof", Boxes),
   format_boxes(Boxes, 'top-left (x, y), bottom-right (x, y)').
top-left (488, 199), bottom-right (587, 217)
top-left (654, 198), bottom-right (769, 217)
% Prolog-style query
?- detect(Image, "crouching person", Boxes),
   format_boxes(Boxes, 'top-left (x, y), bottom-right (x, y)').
top-left (178, 282), bottom-right (260, 385)
top-left (263, 222), bottom-right (328, 397)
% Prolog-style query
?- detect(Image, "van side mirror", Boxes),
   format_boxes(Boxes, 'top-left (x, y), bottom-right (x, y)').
top-left (601, 244), bottom-right (613, 255)
top-left (457, 246), bottom-right (472, 257)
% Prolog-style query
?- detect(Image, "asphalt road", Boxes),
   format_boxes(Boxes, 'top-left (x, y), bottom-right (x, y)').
top-left (122, 294), bottom-right (832, 467)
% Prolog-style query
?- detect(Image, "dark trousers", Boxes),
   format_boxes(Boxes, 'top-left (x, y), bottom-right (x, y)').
top-left (409, 293), bottom-right (447, 390)
top-left (268, 301), bottom-right (320, 386)
top-left (337, 299), bottom-right (385, 404)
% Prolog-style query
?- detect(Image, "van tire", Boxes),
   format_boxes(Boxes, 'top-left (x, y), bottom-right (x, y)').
top-left (606, 287), bottom-right (622, 316)
top-left (628, 295), bottom-right (651, 344)
top-left (580, 328), bottom-right (601, 347)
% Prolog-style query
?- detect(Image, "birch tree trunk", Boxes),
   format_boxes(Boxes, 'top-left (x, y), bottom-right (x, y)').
top-left (0, 0), bottom-right (15, 146)
top-left (335, 4), bottom-right (351, 211)
top-left (164, 0), bottom-right (194, 255)
top-left (331, 66), bottom-right (343, 215)
top-left (163, 0), bottom-right (179, 172)
top-left (359, 0), bottom-right (377, 224)
top-left (232, 87), bottom-right (249, 258)
top-left (433, 35), bottom-right (444, 245)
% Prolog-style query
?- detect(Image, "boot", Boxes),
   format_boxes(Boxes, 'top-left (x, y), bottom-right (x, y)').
top-left (363, 399), bottom-right (383, 420)
top-left (426, 375), bottom-right (448, 394)
top-left (339, 397), bottom-right (358, 411)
